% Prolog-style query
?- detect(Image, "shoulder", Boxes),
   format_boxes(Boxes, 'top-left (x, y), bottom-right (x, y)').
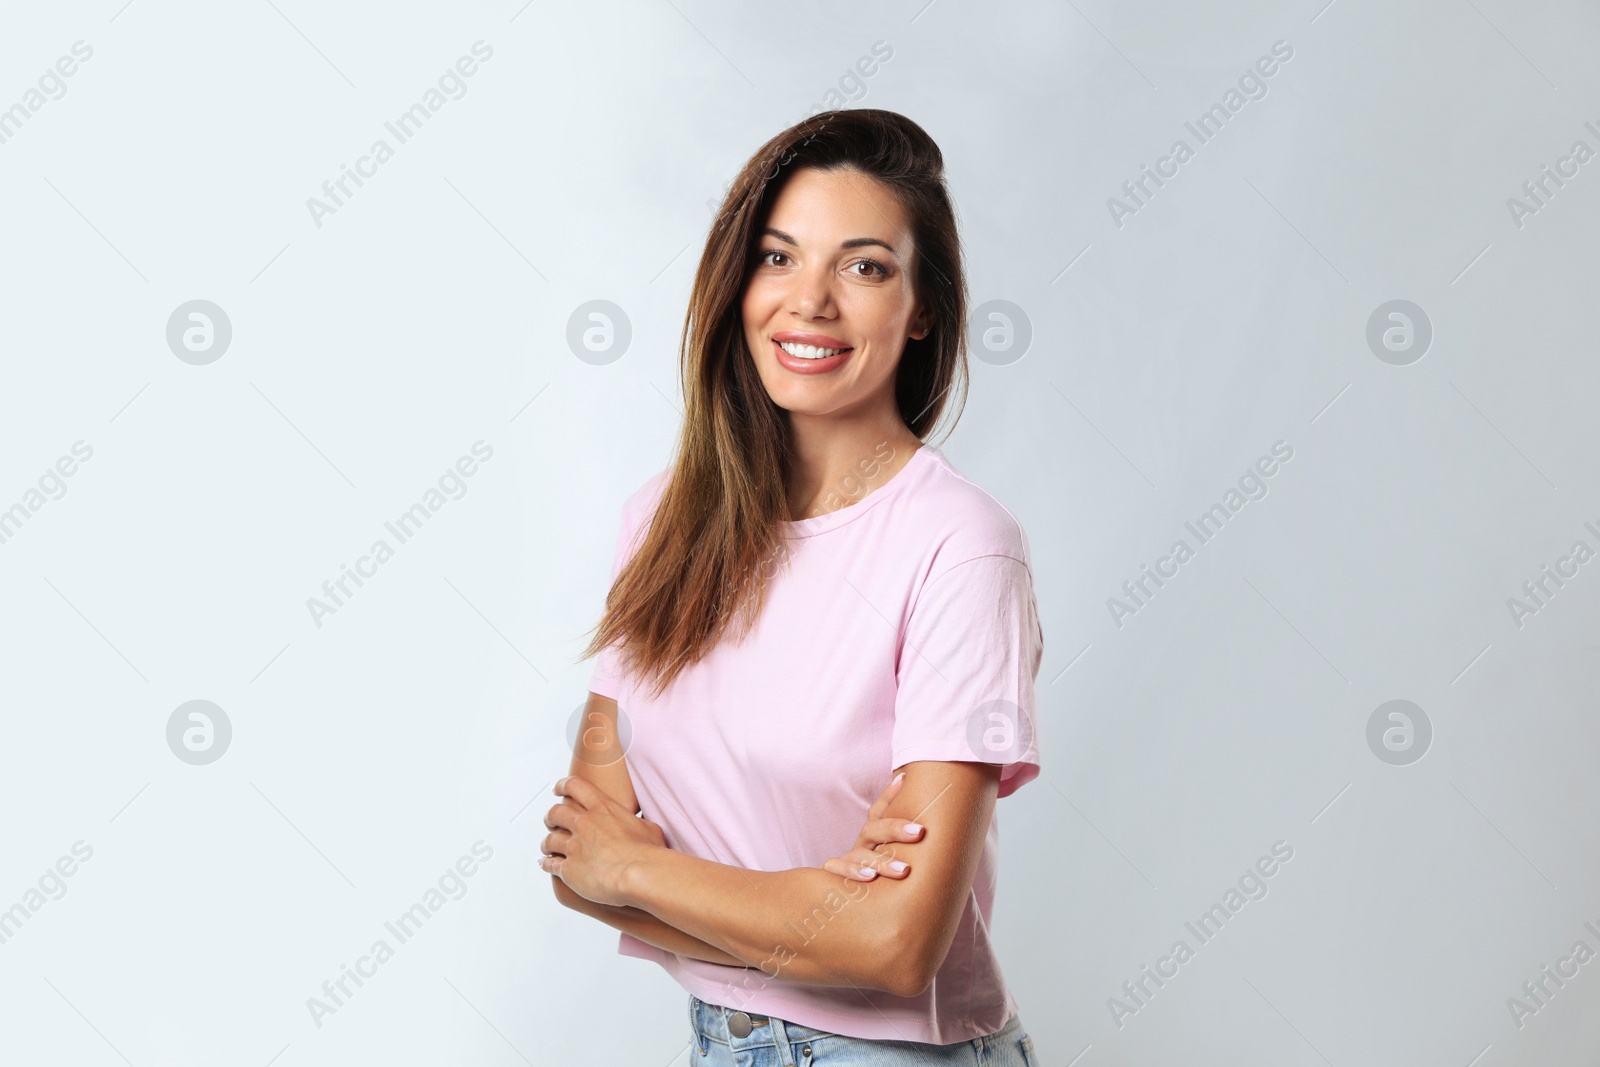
top-left (613, 466), bottom-right (672, 550)
top-left (909, 450), bottom-right (1035, 579)
top-left (622, 466), bottom-right (672, 522)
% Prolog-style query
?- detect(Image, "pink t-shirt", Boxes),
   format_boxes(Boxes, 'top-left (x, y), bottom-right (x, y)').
top-left (586, 443), bottom-right (1043, 1044)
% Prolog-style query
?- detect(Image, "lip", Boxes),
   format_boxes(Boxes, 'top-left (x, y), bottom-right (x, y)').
top-left (771, 338), bottom-right (852, 374)
top-left (772, 330), bottom-right (852, 350)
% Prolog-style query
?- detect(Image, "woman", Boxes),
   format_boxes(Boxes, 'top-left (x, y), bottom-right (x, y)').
top-left (542, 109), bottom-right (1044, 1066)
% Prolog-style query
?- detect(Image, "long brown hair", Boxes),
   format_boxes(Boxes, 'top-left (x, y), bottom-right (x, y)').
top-left (581, 108), bottom-right (970, 699)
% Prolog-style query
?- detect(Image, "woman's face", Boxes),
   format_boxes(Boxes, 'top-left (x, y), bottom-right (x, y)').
top-left (741, 166), bottom-right (930, 422)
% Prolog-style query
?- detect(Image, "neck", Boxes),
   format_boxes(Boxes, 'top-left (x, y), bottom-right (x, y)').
top-left (784, 417), bottom-right (923, 520)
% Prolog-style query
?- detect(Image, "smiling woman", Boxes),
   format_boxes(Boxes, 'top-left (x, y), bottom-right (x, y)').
top-left (546, 109), bottom-right (1044, 1066)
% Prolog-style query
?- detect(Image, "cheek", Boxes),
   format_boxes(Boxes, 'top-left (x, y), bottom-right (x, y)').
top-left (741, 282), bottom-right (781, 328)
top-left (844, 284), bottom-right (910, 328)
top-left (847, 315), bottom-right (905, 357)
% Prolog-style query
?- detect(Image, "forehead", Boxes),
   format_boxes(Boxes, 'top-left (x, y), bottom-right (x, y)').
top-left (762, 167), bottom-right (910, 243)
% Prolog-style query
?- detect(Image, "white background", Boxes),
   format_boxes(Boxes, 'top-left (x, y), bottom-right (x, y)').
top-left (1, 1), bottom-right (1597, 1064)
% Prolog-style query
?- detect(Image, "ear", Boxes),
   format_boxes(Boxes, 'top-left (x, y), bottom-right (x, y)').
top-left (908, 305), bottom-right (934, 342)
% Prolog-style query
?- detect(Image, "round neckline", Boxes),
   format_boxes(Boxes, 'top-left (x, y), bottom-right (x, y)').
top-left (780, 443), bottom-right (936, 538)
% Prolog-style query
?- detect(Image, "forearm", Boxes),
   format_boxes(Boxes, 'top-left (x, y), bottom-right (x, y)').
top-left (618, 846), bottom-right (905, 994)
top-left (552, 877), bottom-right (745, 966)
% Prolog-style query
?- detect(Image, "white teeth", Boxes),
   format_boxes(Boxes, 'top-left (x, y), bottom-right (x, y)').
top-left (778, 341), bottom-right (847, 359)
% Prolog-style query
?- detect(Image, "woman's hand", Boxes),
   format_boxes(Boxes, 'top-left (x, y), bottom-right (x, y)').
top-left (541, 774), bottom-right (666, 907)
top-left (821, 770), bottom-right (926, 882)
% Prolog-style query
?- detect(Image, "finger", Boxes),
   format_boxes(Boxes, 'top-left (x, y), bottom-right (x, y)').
top-left (854, 816), bottom-right (924, 849)
top-left (554, 774), bottom-right (604, 809)
top-left (885, 816), bottom-right (924, 842)
top-left (544, 795), bottom-right (584, 829)
top-left (822, 857), bottom-right (879, 882)
top-left (867, 771), bottom-right (906, 820)
top-left (849, 848), bottom-right (910, 878)
top-left (540, 829), bottom-right (571, 857)
top-left (546, 803), bottom-right (579, 832)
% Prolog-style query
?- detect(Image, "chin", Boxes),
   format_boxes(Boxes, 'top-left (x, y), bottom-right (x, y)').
top-left (769, 392), bottom-right (833, 415)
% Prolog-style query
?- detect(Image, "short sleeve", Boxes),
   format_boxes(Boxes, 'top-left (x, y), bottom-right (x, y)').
top-left (890, 554), bottom-right (1043, 798)
top-left (618, 931), bottom-right (670, 962)
top-left (587, 488), bottom-right (650, 700)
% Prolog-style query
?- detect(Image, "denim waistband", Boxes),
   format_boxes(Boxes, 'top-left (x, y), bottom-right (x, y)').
top-left (689, 993), bottom-right (834, 1054)
top-left (687, 994), bottom-right (1024, 1059)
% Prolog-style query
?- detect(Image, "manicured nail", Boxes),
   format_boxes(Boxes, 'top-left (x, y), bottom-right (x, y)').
top-left (892, 772), bottom-right (905, 786)
top-left (903, 822), bottom-right (922, 835)
top-left (858, 866), bottom-right (877, 879)
top-left (888, 860), bottom-right (908, 874)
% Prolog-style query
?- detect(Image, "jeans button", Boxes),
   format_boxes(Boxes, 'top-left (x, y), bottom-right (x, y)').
top-left (728, 1010), bottom-right (753, 1038)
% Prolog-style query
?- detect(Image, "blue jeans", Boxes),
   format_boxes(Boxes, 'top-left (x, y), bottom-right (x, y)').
top-left (688, 994), bottom-right (1040, 1066)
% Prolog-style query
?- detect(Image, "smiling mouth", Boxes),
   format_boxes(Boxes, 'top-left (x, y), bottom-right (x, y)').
top-left (776, 340), bottom-right (852, 360)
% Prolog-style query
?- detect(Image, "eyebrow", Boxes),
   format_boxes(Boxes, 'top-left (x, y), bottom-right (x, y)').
top-left (760, 227), bottom-right (898, 255)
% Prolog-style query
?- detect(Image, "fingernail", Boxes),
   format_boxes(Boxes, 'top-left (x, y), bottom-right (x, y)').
top-left (858, 866), bottom-right (877, 879)
top-left (892, 772), bottom-right (905, 785)
top-left (903, 822), bottom-right (922, 835)
top-left (889, 860), bottom-right (908, 873)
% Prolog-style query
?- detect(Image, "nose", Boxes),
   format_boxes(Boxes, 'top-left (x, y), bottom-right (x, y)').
top-left (787, 261), bottom-right (836, 320)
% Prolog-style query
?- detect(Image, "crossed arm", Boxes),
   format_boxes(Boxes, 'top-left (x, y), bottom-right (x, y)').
top-left (546, 692), bottom-right (999, 998)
